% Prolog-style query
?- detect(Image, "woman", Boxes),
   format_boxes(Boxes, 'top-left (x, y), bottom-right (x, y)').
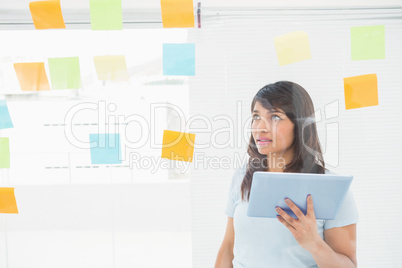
top-left (215, 81), bottom-right (359, 267)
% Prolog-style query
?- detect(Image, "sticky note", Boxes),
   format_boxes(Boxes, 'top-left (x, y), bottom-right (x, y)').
top-left (163, 43), bottom-right (195, 76)
top-left (90, 0), bottom-right (123, 30)
top-left (274, 31), bottom-right (312, 66)
top-left (48, 57), bottom-right (81, 89)
top-left (90, 133), bottom-right (122, 164)
top-left (0, 188), bottom-right (18, 214)
top-left (14, 62), bottom-right (51, 91)
top-left (29, 1), bottom-right (66, 29)
top-left (161, 0), bottom-right (194, 28)
top-left (0, 138), bottom-right (10, 169)
top-left (93, 56), bottom-right (129, 81)
top-left (351, 25), bottom-right (385, 60)
top-left (344, 74), bottom-right (378, 110)
top-left (161, 130), bottom-right (195, 162)
top-left (0, 100), bottom-right (13, 129)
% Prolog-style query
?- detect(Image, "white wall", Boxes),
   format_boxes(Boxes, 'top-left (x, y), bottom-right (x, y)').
top-left (188, 8), bottom-right (402, 268)
top-left (0, 183), bottom-right (192, 268)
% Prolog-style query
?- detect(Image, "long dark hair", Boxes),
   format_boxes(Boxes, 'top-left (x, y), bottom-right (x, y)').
top-left (241, 81), bottom-right (326, 201)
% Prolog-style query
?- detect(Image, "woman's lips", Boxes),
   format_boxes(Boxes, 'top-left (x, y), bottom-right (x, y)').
top-left (257, 140), bottom-right (272, 145)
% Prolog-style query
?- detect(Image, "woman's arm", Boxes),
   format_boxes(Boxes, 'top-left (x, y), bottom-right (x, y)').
top-left (214, 217), bottom-right (235, 268)
top-left (310, 224), bottom-right (357, 267)
top-left (276, 196), bottom-right (357, 268)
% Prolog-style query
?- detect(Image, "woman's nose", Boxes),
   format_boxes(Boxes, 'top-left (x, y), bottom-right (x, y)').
top-left (257, 118), bottom-right (271, 132)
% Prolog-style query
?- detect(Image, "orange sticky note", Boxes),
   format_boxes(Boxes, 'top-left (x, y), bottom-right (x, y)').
top-left (14, 63), bottom-right (51, 91)
top-left (29, 1), bottom-right (66, 30)
top-left (344, 74), bottom-right (379, 110)
top-left (160, 0), bottom-right (194, 28)
top-left (0, 188), bottom-right (18, 214)
top-left (161, 130), bottom-right (195, 162)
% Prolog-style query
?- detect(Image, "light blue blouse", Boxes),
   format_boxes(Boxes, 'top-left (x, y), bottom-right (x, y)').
top-left (225, 164), bottom-right (359, 268)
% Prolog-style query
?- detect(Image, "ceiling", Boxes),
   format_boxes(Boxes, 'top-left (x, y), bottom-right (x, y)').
top-left (1, 0), bottom-right (401, 9)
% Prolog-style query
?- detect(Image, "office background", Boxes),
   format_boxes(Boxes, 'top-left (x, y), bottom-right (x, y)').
top-left (0, 1), bottom-right (401, 267)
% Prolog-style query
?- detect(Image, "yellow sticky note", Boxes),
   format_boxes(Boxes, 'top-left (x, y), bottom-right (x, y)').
top-left (93, 56), bottom-right (129, 81)
top-left (29, 1), bottom-right (66, 30)
top-left (14, 62), bottom-right (51, 91)
top-left (274, 31), bottom-right (311, 66)
top-left (161, 130), bottom-right (195, 162)
top-left (0, 188), bottom-right (18, 214)
top-left (160, 0), bottom-right (194, 28)
top-left (344, 74), bottom-right (378, 110)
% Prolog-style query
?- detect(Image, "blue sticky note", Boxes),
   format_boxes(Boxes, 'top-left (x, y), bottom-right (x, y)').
top-left (89, 133), bottom-right (122, 164)
top-left (0, 100), bottom-right (13, 129)
top-left (163, 43), bottom-right (195, 76)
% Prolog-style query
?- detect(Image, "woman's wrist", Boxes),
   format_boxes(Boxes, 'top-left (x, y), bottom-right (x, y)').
top-left (308, 237), bottom-right (327, 256)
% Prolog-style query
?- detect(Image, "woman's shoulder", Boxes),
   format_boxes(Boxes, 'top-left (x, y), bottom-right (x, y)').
top-left (232, 162), bottom-right (247, 181)
top-left (229, 162), bottom-right (247, 188)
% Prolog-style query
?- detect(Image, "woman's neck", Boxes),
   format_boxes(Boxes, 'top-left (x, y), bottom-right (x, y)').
top-left (266, 149), bottom-right (294, 172)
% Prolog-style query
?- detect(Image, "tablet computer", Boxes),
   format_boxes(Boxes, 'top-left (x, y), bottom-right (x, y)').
top-left (247, 172), bottom-right (353, 220)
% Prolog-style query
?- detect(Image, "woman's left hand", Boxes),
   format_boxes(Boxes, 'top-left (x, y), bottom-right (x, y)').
top-left (276, 195), bottom-right (323, 253)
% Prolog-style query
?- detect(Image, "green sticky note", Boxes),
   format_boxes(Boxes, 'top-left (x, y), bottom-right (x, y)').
top-left (0, 138), bottom-right (10, 169)
top-left (351, 25), bottom-right (385, 60)
top-left (90, 0), bottom-right (123, 30)
top-left (48, 57), bottom-right (81, 89)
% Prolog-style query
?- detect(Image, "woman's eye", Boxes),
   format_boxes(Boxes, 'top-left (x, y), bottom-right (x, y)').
top-left (252, 114), bottom-right (281, 121)
top-left (272, 114), bottom-right (281, 121)
top-left (252, 114), bottom-right (260, 120)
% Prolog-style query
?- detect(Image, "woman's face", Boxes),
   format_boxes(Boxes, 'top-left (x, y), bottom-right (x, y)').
top-left (251, 101), bottom-right (295, 156)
